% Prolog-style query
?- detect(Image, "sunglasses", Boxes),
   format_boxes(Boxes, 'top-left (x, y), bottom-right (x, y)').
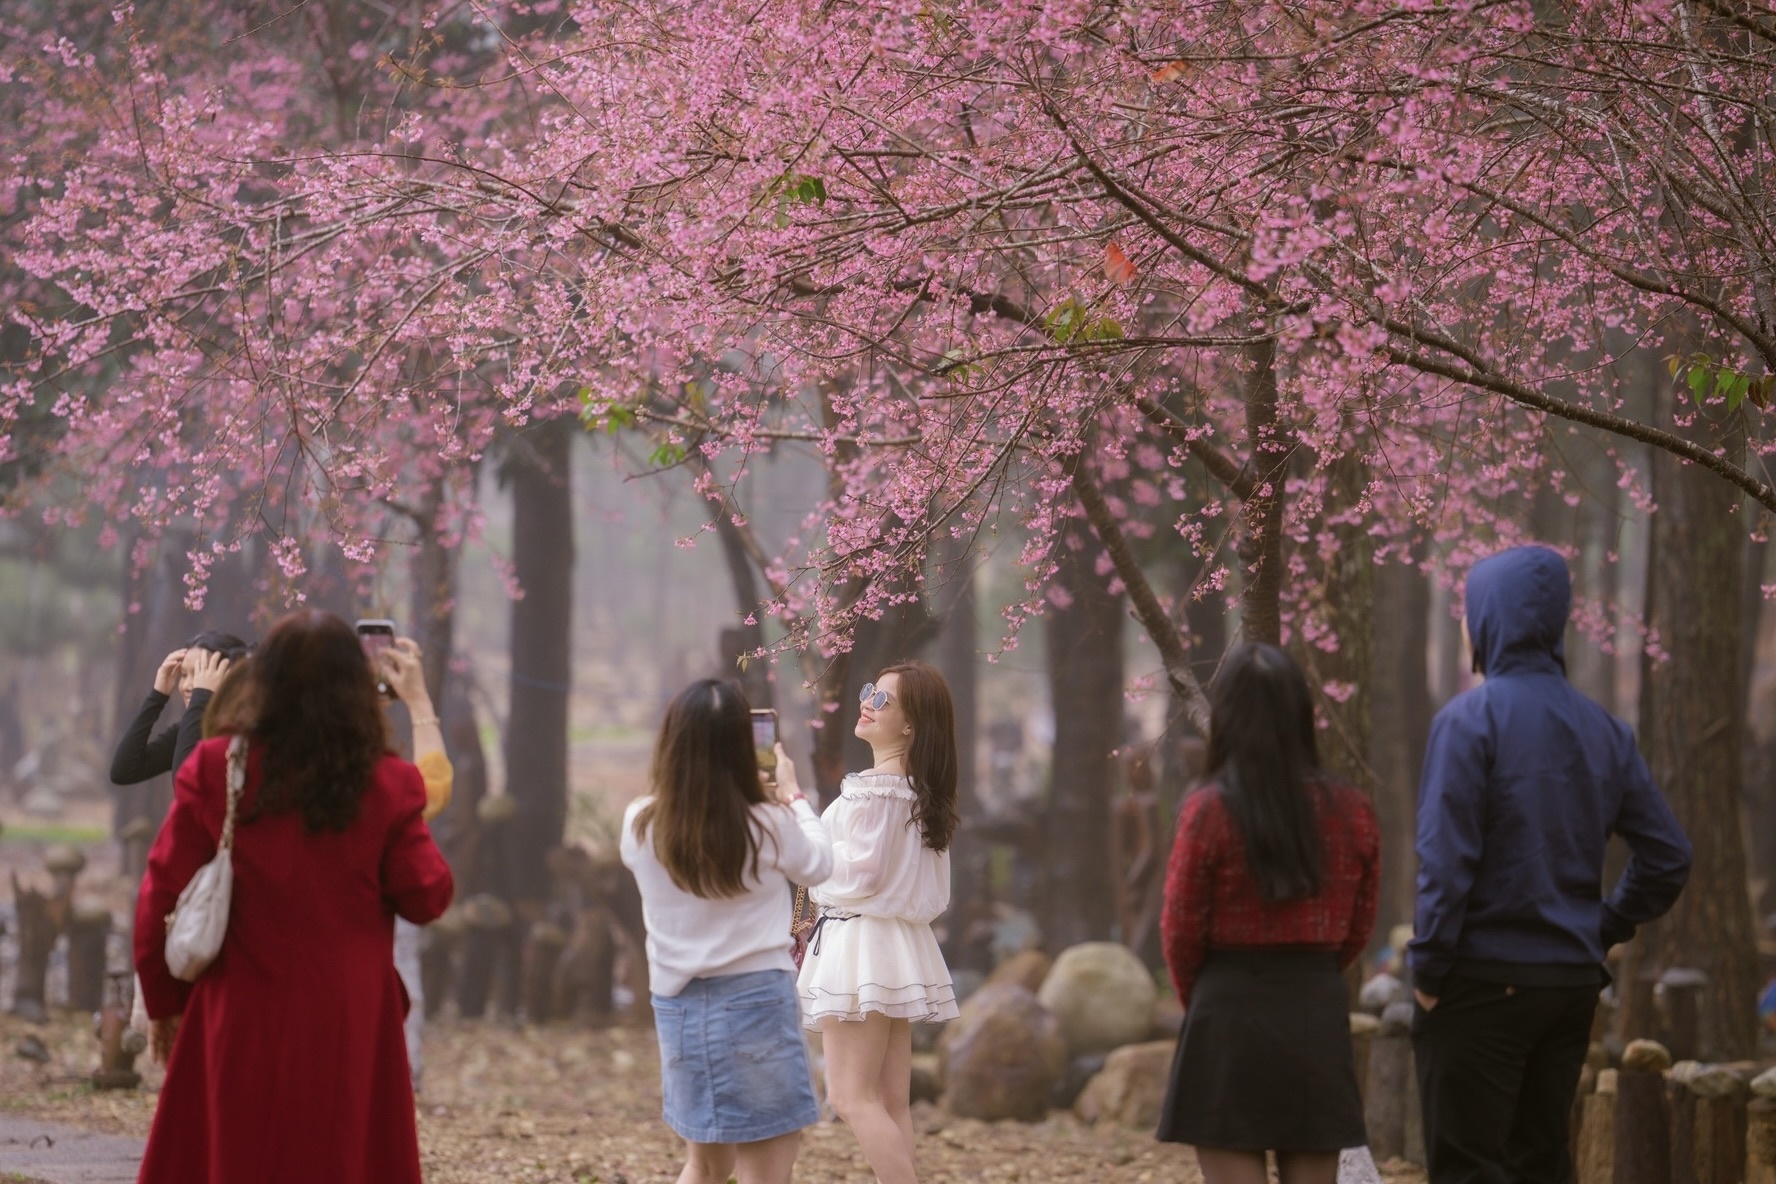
top-left (858, 682), bottom-right (893, 711)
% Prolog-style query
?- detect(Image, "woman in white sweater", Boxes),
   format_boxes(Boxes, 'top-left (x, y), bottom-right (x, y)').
top-left (798, 660), bottom-right (961, 1184)
top-left (621, 680), bottom-right (833, 1184)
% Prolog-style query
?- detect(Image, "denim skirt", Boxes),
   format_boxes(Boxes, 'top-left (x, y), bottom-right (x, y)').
top-left (652, 969), bottom-right (819, 1144)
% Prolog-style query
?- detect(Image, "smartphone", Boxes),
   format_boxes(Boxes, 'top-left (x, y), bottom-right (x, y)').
top-left (750, 709), bottom-right (778, 781)
top-left (355, 619), bottom-right (397, 697)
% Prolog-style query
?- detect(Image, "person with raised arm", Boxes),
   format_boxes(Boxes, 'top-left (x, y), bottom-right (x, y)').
top-left (798, 660), bottom-right (961, 1184)
top-left (622, 679), bottom-right (832, 1184)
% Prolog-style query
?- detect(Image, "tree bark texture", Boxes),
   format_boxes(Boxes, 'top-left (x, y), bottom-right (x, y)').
top-left (1238, 338), bottom-right (1287, 646)
top-left (1371, 559), bottom-right (1431, 939)
top-left (1306, 448), bottom-right (1374, 793)
top-left (715, 511), bottom-right (772, 708)
top-left (503, 417), bottom-right (576, 905)
top-left (407, 477), bottom-right (461, 707)
top-left (1636, 384), bottom-right (1758, 1060)
top-left (930, 538), bottom-right (983, 968)
top-left (1041, 514), bottom-right (1124, 950)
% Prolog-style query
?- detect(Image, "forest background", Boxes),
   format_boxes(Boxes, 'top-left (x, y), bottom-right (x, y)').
top-left (2, 0), bottom-right (1776, 1062)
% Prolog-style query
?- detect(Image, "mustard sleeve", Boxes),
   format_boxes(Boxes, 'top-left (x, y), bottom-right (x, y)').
top-left (415, 749), bottom-right (454, 821)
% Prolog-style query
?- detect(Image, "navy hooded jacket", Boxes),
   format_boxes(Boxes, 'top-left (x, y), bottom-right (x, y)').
top-left (1407, 546), bottom-right (1691, 995)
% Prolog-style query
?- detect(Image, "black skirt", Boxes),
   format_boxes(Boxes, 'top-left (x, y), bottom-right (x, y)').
top-left (1156, 948), bottom-right (1366, 1152)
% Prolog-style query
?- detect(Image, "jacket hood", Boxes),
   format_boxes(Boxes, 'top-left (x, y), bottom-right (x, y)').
top-left (1465, 545), bottom-right (1570, 676)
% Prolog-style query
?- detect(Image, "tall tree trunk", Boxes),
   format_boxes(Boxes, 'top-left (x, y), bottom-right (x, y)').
top-left (113, 531), bottom-right (154, 840)
top-left (1041, 514), bottom-right (1124, 950)
top-left (1308, 449), bottom-right (1374, 792)
top-left (715, 512), bottom-right (771, 708)
top-left (503, 418), bottom-right (575, 907)
top-left (114, 531), bottom-right (203, 836)
top-left (931, 537), bottom-right (981, 968)
top-left (1743, 540), bottom-right (1776, 919)
top-left (1636, 383), bottom-right (1757, 1060)
top-left (1239, 339), bottom-right (1287, 646)
top-left (1371, 558), bottom-right (1431, 944)
top-left (407, 478), bottom-right (459, 706)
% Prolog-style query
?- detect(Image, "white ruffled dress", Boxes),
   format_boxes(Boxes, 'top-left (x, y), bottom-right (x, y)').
top-left (796, 771), bottom-right (959, 1027)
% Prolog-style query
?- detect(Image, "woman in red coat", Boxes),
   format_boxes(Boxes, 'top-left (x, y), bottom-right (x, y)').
top-left (134, 609), bottom-right (454, 1184)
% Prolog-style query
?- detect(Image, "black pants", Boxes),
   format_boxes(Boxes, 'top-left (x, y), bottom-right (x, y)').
top-left (1412, 976), bottom-right (1598, 1184)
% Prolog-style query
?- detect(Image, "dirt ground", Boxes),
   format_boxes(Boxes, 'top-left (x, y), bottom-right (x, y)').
top-left (0, 1006), bottom-right (1436, 1184)
top-left (0, 1007), bottom-right (1201, 1183)
top-left (0, 797), bottom-right (1430, 1184)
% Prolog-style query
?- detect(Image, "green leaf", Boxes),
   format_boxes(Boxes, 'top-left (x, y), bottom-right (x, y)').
top-left (585, 404), bottom-right (637, 434)
top-left (1044, 296), bottom-right (1091, 344)
top-left (1084, 316), bottom-right (1124, 342)
top-left (1687, 366), bottom-right (1709, 403)
top-left (768, 172), bottom-right (827, 207)
top-left (648, 441), bottom-right (688, 468)
top-left (939, 349), bottom-right (982, 383)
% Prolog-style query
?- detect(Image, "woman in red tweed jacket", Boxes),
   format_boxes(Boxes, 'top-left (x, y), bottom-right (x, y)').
top-left (1158, 642), bottom-right (1380, 1184)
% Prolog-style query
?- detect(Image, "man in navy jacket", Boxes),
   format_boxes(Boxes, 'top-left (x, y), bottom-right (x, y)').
top-left (1409, 545), bottom-right (1691, 1184)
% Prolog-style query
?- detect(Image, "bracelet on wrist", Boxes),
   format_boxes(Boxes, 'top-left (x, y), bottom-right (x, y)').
top-left (409, 715), bottom-right (441, 729)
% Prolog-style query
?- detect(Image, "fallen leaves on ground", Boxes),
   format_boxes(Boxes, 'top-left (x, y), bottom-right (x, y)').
top-left (0, 1010), bottom-right (1427, 1184)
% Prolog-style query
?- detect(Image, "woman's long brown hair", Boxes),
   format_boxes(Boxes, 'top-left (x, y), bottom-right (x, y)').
top-left (248, 611), bottom-right (390, 832)
top-left (877, 660), bottom-right (959, 851)
top-left (633, 680), bottom-right (769, 898)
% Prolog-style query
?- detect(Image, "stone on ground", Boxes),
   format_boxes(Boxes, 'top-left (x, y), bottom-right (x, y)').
top-left (1036, 942), bottom-right (1157, 1057)
top-left (939, 983), bottom-right (1068, 1122)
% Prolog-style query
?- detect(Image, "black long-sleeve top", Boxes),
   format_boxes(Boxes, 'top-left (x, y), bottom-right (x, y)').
top-left (109, 689), bottom-right (212, 785)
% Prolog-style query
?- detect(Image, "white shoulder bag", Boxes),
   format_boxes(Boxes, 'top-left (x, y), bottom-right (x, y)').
top-left (164, 733), bottom-right (246, 982)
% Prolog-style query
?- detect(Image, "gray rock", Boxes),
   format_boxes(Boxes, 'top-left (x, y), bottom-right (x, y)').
top-left (1359, 973), bottom-right (1406, 1014)
top-left (1036, 942), bottom-right (1157, 1057)
top-left (1074, 1039), bottom-right (1176, 1128)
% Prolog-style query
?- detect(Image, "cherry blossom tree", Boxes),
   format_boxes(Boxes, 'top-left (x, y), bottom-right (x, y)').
top-left (8, 0), bottom-right (1775, 1035)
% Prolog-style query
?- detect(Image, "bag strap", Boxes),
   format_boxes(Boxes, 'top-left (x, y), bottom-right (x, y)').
top-left (219, 734), bottom-right (246, 852)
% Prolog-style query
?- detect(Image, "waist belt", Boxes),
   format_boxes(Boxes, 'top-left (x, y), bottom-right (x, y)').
top-left (809, 909), bottom-right (859, 957)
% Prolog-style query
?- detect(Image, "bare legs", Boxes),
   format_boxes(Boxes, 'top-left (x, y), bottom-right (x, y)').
top-left (676, 1131), bottom-right (801, 1184)
top-left (821, 1012), bottom-right (918, 1184)
top-left (1196, 1148), bottom-right (1340, 1184)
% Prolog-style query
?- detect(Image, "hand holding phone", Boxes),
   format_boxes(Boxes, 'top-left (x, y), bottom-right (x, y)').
top-left (355, 619), bottom-right (397, 698)
top-left (751, 709), bottom-right (779, 784)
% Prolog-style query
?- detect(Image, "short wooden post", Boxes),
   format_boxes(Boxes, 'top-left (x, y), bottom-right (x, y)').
top-left (420, 907), bottom-right (464, 1020)
top-left (456, 893), bottom-right (512, 1020)
top-left (1680, 1065), bottom-right (1748, 1184)
top-left (120, 817), bottom-right (155, 884)
top-left (63, 901), bottom-right (111, 1014)
top-left (1365, 1001), bottom-right (1413, 1161)
top-left (1351, 1012), bottom-right (1378, 1107)
top-left (1405, 1042), bottom-right (1426, 1165)
top-left (1616, 1040), bottom-right (1673, 1184)
top-left (1670, 1062), bottom-right (1700, 1184)
top-left (1746, 1093), bottom-right (1776, 1184)
top-left (1578, 1069), bottom-right (1617, 1184)
top-left (1659, 970), bottom-right (1709, 1064)
top-left (90, 972), bottom-right (145, 1090)
top-left (522, 921), bottom-right (567, 1024)
top-left (9, 872), bottom-right (69, 1021)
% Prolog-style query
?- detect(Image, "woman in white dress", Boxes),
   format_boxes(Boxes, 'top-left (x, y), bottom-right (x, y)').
top-left (797, 660), bottom-right (960, 1184)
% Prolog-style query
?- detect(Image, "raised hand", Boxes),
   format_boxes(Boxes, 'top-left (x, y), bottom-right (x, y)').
top-left (186, 649), bottom-right (231, 694)
top-left (153, 649), bottom-right (187, 696)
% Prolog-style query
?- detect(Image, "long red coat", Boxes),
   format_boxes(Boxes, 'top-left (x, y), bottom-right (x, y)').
top-left (134, 736), bottom-right (454, 1184)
